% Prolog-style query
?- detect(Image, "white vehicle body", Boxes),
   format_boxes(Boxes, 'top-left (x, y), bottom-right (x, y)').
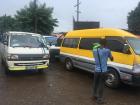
top-left (3, 31), bottom-right (49, 71)
top-left (43, 36), bottom-right (60, 60)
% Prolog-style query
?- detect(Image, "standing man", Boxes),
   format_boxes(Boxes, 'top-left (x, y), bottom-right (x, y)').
top-left (92, 39), bottom-right (113, 104)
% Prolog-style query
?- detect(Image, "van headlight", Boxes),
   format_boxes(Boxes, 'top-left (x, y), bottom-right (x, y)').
top-left (43, 54), bottom-right (49, 59)
top-left (8, 55), bottom-right (19, 60)
top-left (133, 64), bottom-right (140, 73)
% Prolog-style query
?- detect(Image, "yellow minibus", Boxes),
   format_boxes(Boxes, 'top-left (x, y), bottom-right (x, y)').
top-left (60, 28), bottom-right (140, 88)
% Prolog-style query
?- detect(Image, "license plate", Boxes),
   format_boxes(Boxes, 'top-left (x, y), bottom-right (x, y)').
top-left (26, 66), bottom-right (36, 70)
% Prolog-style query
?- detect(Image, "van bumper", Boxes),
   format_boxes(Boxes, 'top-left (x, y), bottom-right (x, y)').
top-left (120, 70), bottom-right (140, 86)
top-left (9, 65), bottom-right (48, 71)
top-left (7, 60), bottom-right (49, 71)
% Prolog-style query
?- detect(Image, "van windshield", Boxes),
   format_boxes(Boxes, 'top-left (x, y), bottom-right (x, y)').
top-left (44, 36), bottom-right (58, 46)
top-left (127, 37), bottom-right (140, 55)
top-left (10, 35), bottom-right (45, 48)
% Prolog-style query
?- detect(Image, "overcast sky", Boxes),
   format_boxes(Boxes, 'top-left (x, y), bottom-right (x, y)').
top-left (0, 0), bottom-right (140, 32)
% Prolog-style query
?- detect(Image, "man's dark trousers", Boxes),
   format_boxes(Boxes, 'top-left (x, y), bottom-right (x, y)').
top-left (93, 72), bottom-right (107, 100)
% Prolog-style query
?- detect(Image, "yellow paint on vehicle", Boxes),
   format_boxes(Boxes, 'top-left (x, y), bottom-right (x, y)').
top-left (9, 65), bottom-right (48, 71)
top-left (61, 28), bottom-right (138, 68)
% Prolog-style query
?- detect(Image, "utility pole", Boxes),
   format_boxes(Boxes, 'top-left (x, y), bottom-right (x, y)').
top-left (74, 0), bottom-right (81, 22)
top-left (34, 0), bottom-right (37, 33)
top-left (3, 14), bottom-right (7, 33)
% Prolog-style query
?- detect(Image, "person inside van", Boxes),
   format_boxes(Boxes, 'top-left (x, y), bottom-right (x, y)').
top-left (92, 39), bottom-right (113, 104)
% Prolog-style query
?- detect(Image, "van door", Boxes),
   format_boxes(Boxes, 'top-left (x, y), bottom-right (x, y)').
top-left (61, 38), bottom-right (80, 63)
top-left (76, 38), bottom-right (101, 72)
top-left (106, 36), bottom-right (134, 71)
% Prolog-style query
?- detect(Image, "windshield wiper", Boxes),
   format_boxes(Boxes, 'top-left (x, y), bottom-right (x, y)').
top-left (12, 46), bottom-right (21, 48)
top-left (12, 45), bottom-right (33, 48)
top-left (22, 45), bottom-right (33, 48)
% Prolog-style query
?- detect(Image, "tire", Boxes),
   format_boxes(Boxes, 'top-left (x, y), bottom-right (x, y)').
top-left (5, 69), bottom-right (10, 75)
top-left (2, 60), bottom-right (10, 75)
top-left (105, 69), bottom-right (120, 88)
top-left (4, 64), bottom-right (10, 75)
top-left (38, 69), bottom-right (44, 73)
top-left (65, 58), bottom-right (74, 71)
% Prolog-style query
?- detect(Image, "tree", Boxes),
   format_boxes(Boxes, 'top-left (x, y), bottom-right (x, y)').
top-left (0, 15), bottom-right (17, 34)
top-left (15, 0), bottom-right (58, 35)
top-left (127, 2), bottom-right (140, 34)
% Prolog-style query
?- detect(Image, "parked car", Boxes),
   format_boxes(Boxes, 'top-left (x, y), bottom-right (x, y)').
top-left (2, 31), bottom-right (49, 74)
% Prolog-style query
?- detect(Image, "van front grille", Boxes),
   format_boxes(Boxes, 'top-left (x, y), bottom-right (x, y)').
top-left (9, 54), bottom-right (48, 61)
top-left (14, 62), bottom-right (46, 66)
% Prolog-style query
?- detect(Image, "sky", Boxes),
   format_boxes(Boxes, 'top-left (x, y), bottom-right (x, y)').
top-left (0, 0), bottom-right (140, 32)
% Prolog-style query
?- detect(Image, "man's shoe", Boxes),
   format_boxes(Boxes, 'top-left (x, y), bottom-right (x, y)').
top-left (96, 99), bottom-right (106, 104)
top-left (91, 96), bottom-right (97, 101)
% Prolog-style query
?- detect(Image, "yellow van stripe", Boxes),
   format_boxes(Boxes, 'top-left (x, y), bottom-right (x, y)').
top-left (60, 52), bottom-right (133, 70)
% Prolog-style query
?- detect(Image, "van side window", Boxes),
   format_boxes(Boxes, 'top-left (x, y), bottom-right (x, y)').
top-left (62, 38), bottom-right (79, 48)
top-left (106, 37), bottom-right (126, 53)
top-left (79, 38), bottom-right (100, 50)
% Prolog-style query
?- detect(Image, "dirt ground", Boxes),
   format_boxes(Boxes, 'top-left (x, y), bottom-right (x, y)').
top-left (0, 61), bottom-right (140, 105)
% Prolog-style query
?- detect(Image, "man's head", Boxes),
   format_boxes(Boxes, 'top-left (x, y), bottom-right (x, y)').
top-left (100, 38), bottom-right (107, 47)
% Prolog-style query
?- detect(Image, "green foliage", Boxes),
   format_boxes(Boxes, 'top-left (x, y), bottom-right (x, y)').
top-left (15, 1), bottom-right (58, 34)
top-left (0, 0), bottom-right (58, 35)
top-left (0, 15), bottom-right (17, 34)
top-left (127, 2), bottom-right (140, 34)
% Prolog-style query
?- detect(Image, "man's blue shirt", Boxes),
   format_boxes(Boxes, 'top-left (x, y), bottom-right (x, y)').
top-left (93, 48), bottom-right (112, 72)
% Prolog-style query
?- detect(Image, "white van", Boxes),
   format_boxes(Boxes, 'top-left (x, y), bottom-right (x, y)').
top-left (2, 31), bottom-right (49, 74)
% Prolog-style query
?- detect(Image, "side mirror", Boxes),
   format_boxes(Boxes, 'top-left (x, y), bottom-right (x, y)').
top-left (3, 41), bottom-right (8, 45)
top-left (49, 42), bottom-right (53, 46)
top-left (46, 45), bottom-right (51, 50)
top-left (40, 43), bottom-right (49, 50)
top-left (123, 44), bottom-right (131, 54)
top-left (40, 43), bottom-right (47, 48)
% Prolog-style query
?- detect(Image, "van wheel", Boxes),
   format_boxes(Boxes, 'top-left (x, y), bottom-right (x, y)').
top-left (38, 69), bottom-right (44, 73)
top-left (5, 69), bottom-right (10, 75)
top-left (2, 60), bottom-right (10, 75)
top-left (65, 58), bottom-right (74, 71)
top-left (105, 69), bottom-right (120, 88)
top-left (4, 64), bottom-right (10, 75)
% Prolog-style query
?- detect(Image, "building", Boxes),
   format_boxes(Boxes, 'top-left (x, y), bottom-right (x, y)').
top-left (73, 20), bottom-right (100, 30)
